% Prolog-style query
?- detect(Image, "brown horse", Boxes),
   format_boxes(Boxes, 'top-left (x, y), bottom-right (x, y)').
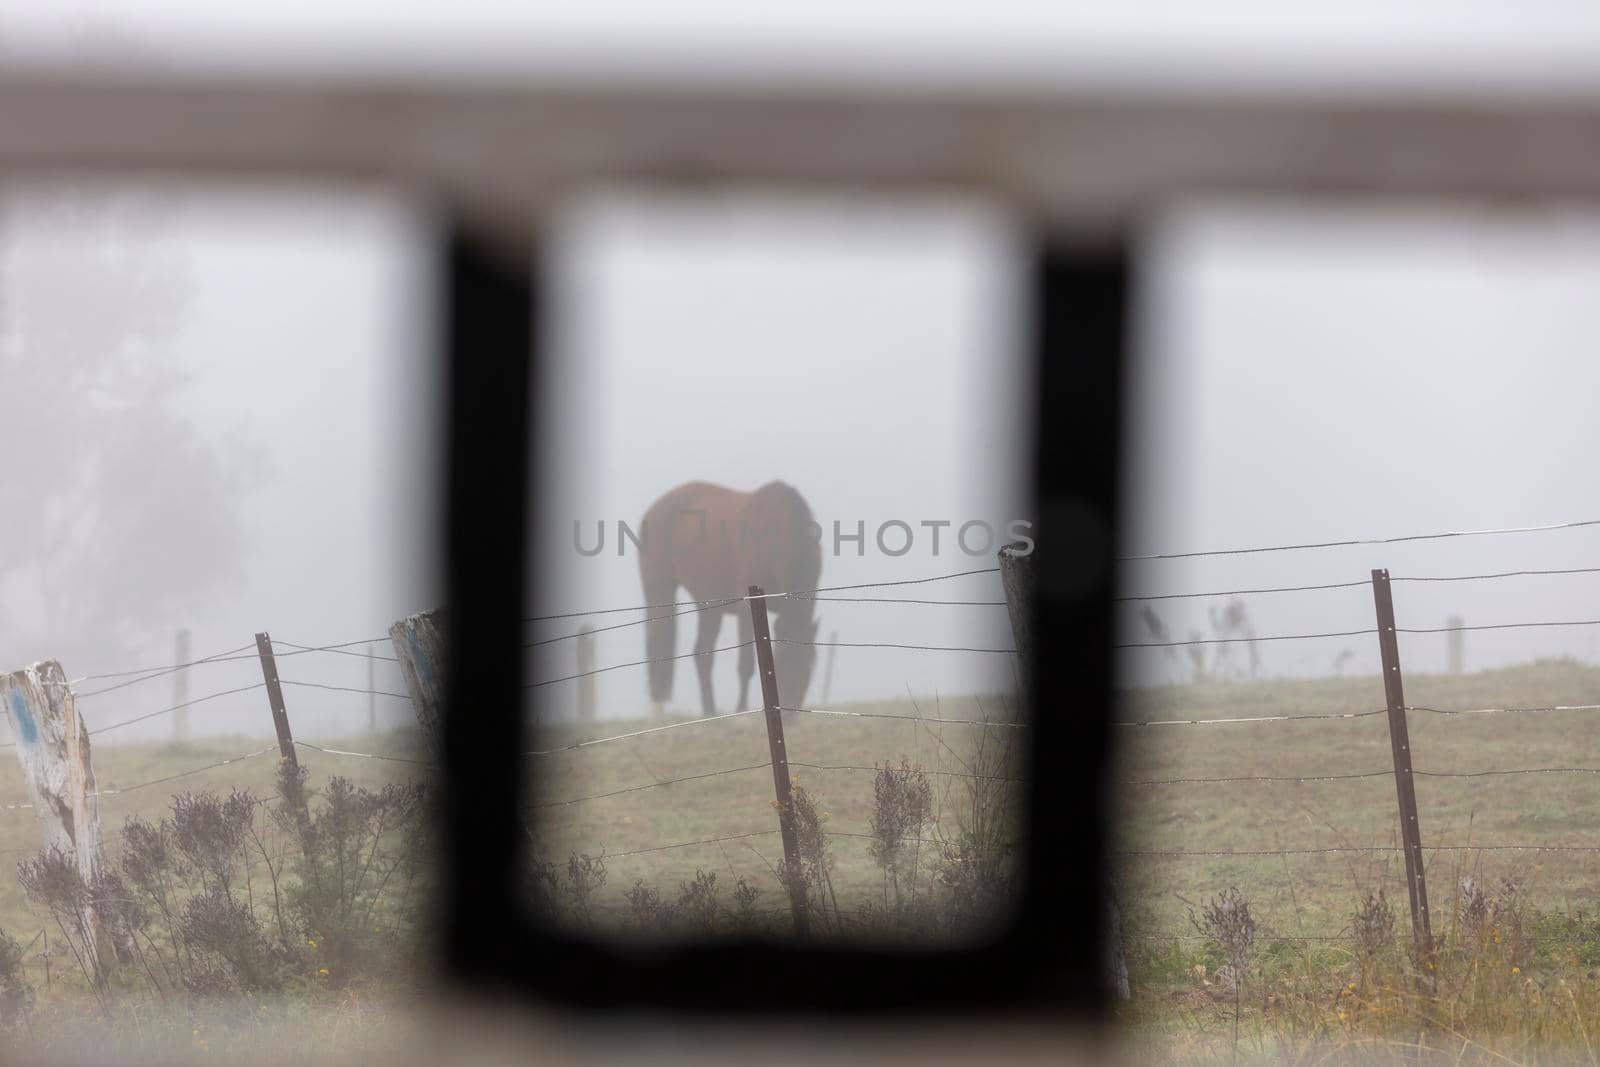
top-left (638, 481), bottom-right (821, 717)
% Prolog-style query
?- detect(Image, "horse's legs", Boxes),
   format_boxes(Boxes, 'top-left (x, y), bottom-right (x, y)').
top-left (693, 610), bottom-right (723, 717)
top-left (736, 609), bottom-right (754, 711)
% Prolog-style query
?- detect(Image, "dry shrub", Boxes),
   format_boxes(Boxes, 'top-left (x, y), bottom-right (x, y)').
top-left (0, 928), bottom-right (33, 1027)
top-left (778, 780), bottom-right (838, 931)
top-left (869, 758), bottom-right (933, 910)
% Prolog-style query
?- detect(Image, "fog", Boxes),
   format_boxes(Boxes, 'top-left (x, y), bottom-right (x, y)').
top-left (5, 183), bottom-right (1600, 741)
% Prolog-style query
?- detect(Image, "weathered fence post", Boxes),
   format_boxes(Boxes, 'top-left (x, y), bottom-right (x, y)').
top-left (0, 661), bottom-right (107, 977)
top-left (576, 625), bottom-right (595, 722)
top-left (998, 542), bottom-right (1130, 1001)
top-left (1446, 615), bottom-right (1464, 675)
top-left (389, 609), bottom-right (446, 763)
top-left (998, 541), bottom-right (1034, 701)
top-left (254, 633), bottom-right (299, 772)
top-left (173, 628), bottom-right (191, 742)
top-left (748, 585), bottom-right (810, 938)
top-left (1371, 569), bottom-right (1433, 964)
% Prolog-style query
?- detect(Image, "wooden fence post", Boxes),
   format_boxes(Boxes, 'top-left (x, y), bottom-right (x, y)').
top-left (998, 542), bottom-right (1130, 1001)
top-left (748, 585), bottom-right (810, 937)
top-left (1371, 569), bottom-right (1433, 963)
top-left (0, 660), bottom-right (107, 977)
top-left (254, 633), bottom-right (299, 772)
top-left (576, 625), bottom-right (595, 722)
top-left (390, 609), bottom-right (446, 763)
top-left (390, 609), bottom-right (445, 762)
top-left (173, 628), bottom-right (191, 742)
top-left (998, 541), bottom-right (1034, 703)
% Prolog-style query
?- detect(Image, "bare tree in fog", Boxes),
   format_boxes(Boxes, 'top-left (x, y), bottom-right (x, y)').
top-left (1186, 629), bottom-right (1209, 683)
top-left (1137, 605), bottom-right (1185, 685)
top-left (0, 194), bottom-right (255, 669)
top-left (1206, 599), bottom-right (1258, 681)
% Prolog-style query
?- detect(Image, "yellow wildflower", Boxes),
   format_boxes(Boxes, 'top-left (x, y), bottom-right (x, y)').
top-left (318, 967), bottom-right (330, 976)
top-left (1512, 966), bottom-right (1521, 975)
top-left (1337, 1010), bottom-right (1346, 1022)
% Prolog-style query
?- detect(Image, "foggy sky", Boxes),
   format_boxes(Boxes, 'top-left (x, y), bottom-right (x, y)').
top-left (6, 183), bottom-right (1600, 743)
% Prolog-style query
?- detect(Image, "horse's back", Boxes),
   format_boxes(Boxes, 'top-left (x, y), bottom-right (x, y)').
top-left (639, 480), bottom-right (815, 601)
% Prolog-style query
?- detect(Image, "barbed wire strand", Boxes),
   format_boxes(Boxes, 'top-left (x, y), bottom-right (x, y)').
top-left (1119, 619), bottom-right (1600, 649)
top-left (294, 740), bottom-right (429, 766)
top-left (606, 829), bottom-right (778, 859)
top-left (1126, 766), bottom-right (1600, 785)
top-left (73, 643), bottom-right (259, 697)
top-left (524, 709), bottom-right (762, 756)
top-left (525, 642), bottom-right (753, 689)
top-left (1398, 565), bottom-right (1600, 585)
top-left (775, 639), bottom-right (1015, 654)
top-left (789, 761), bottom-right (1021, 783)
top-left (1128, 770), bottom-right (1394, 785)
top-left (780, 705), bottom-right (1025, 729)
top-left (1116, 705), bottom-right (1600, 727)
top-left (528, 763), bottom-right (771, 810)
top-left (1120, 517), bottom-right (1600, 562)
top-left (1117, 628), bottom-right (1376, 649)
top-left (1407, 703), bottom-right (1600, 718)
top-left (1115, 566), bottom-right (1600, 603)
top-left (522, 600), bottom-right (740, 649)
top-left (93, 747), bottom-right (276, 797)
top-left (1118, 580), bottom-right (1372, 603)
top-left (1116, 709), bottom-right (1385, 727)
top-left (90, 683), bottom-right (267, 736)
top-left (273, 640), bottom-right (398, 663)
top-left (520, 566), bottom-right (1001, 624)
top-left (1401, 619), bottom-right (1600, 635)
top-left (791, 596), bottom-right (1008, 606)
top-left (278, 680), bottom-right (411, 700)
top-left (1127, 844), bottom-right (1600, 856)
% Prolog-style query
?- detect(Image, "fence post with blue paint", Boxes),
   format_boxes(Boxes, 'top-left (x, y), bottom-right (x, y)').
top-left (0, 660), bottom-right (107, 980)
top-left (389, 609), bottom-right (445, 763)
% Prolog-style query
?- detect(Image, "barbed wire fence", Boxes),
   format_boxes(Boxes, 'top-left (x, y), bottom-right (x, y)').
top-left (1, 516), bottom-right (1598, 957)
top-left (501, 516), bottom-right (1600, 952)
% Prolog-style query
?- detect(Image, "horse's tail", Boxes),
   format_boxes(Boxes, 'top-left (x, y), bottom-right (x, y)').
top-left (640, 536), bottom-right (678, 704)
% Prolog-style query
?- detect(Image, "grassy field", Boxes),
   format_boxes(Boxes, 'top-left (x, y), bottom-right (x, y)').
top-left (3, 660), bottom-right (1599, 1060)
top-left (0, 731), bottom-right (424, 957)
top-left (1115, 658), bottom-right (1600, 1062)
top-left (1115, 658), bottom-right (1600, 939)
top-left (528, 693), bottom-right (1023, 938)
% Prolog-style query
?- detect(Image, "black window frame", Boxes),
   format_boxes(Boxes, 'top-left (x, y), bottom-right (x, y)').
top-left (437, 218), bottom-right (1128, 1018)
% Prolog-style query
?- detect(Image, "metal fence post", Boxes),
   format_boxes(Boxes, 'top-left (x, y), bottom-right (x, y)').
top-left (1370, 569), bottom-right (1433, 962)
top-left (748, 584), bottom-right (810, 937)
top-left (254, 632), bottom-right (299, 772)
